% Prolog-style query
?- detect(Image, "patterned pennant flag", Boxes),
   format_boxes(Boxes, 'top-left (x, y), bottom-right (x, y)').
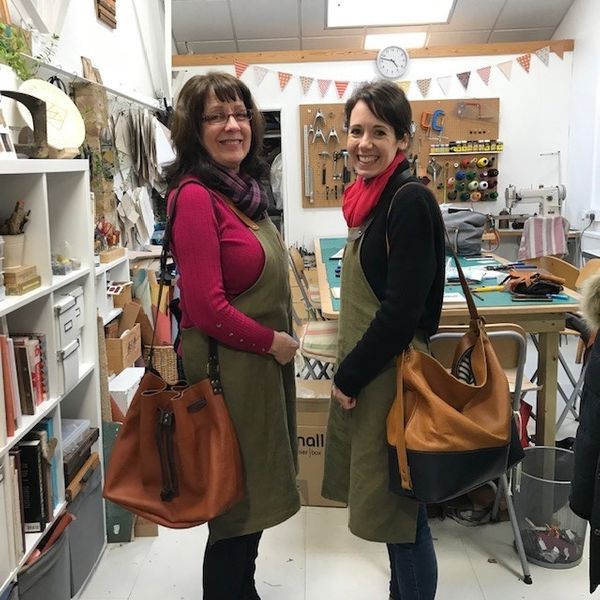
top-left (552, 43), bottom-right (565, 60)
top-left (535, 46), bottom-right (550, 66)
top-left (395, 80), bottom-right (410, 94)
top-left (334, 80), bottom-right (349, 99)
top-left (234, 60), bottom-right (249, 79)
top-left (517, 53), bottom-right (531, 73)
top-left (299, 76), bottom-right (314, 95)
top-left (278, 72), bottom-right (292, 91)
top-left (253, 66), bottom-right (268, 86)
top-left (497, 60), bottom-right (513, 81)
top-left (318, 79), bottom-right (332, 97)
top-left (416, 78), bottom-right (431, 98)
top-left (456, 71), bottom-right (471, 91)
top-left (477, 66), bottom-right (491, 86)
top-left (436, 75), bottom-right (452, 96)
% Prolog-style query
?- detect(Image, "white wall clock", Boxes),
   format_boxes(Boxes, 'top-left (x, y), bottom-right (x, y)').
top-left (375, 46), bottom-right (410, 79)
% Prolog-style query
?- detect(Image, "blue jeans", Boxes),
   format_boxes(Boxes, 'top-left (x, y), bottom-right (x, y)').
top-left (387, 504), bottom-right (438, 600)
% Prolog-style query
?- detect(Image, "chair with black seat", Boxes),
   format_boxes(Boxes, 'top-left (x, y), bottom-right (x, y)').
top-left (430, 322), bottom-right (533, 584)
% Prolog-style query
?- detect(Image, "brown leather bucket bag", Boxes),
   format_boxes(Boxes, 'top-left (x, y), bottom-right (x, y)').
top-left (103, 180), bottom-right (244, 528)
top-left (386, 246), bottom-right (523, 504)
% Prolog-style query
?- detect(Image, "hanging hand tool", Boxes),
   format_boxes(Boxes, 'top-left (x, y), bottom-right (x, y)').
top-left (332, 150), bottom-right (342, 180)
top-left (313, 107), bottom-right (325, 127)
top-left (312, 128), bottom-right (327, 144)
top-left (327, 127), bottom-right (340, 145)
top-left (318, 151), bottom-right (331, 185)
top-left (341, 150), bottom-right (351, 187)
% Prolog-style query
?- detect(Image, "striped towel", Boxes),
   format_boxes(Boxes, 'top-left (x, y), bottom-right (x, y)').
top-left (517, 216), bottom-right (569, 260)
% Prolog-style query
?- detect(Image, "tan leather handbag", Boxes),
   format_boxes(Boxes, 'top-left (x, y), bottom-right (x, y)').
top-left (103, 181), bottom-right (244, 528)
top-left (386, 249), bottom-right (523, 504)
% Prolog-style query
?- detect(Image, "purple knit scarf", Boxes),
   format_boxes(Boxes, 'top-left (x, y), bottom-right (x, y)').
top-left (212, 164), bottom-right (268, 220)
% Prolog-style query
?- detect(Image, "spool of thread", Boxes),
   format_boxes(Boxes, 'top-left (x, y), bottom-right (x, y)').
top-left (489, 191), bottom-right (499, 199)
top-left (487, 168), bottom-right (499, 177)
top-left (478, 180), bottom-right (489, 190)
top-left (460, 158), bottom-right (470, 168)
top-left (476, 157), bottom-right (489, 168)
top-left (447, 190), bottom-right (457, 201)
top-left (488, 179), bottom-right (498, 189)
top-left (447, 177), bottom-right (455, 188)
top-left (481, 170), bottom-right (488, 178)
top-left (471, 191), bottom-right (482, 201)
top-left (466, 171), bottom-right (477, 181)
top-left (456, 182), bottom-right (466, 191)
top-left (460, 192), bottom-right (471, 201)
top-left (455, 170), bottom-right (466, 180)
top-left (467, 180), bottom-right (479, 191)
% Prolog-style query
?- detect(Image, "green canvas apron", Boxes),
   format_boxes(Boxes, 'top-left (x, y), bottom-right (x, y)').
top-left (181, 215), bottom-right (300, 544)
top-left (322, 231), bottom-right (428, 543)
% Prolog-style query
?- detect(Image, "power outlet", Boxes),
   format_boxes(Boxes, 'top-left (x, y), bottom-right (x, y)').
top-left (583, 210), bottom-right (596, 222)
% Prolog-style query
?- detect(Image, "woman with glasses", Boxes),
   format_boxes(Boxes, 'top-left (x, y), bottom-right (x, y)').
top-left (163, 72), bottom-right (299, 600)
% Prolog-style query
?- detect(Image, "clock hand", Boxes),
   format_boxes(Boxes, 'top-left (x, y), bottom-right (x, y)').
top-left (381, 57), bottom-right (399, 68)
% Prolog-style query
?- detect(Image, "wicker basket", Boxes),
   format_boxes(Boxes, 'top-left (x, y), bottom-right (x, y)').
top-left (143, 345), bottom-right (179, 384)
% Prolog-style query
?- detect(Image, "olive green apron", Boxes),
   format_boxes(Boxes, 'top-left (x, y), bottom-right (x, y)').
top-left (322, 231), bottom-right (428, 543)
top-left (181, 215), bottom-right (299, 544)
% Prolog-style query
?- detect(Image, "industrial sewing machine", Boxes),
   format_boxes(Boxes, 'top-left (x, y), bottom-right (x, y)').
top-left (504, 184), bottom-right (567, 217)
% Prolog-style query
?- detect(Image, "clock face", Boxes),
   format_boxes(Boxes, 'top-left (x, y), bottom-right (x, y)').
top-left (376, 46), bottom-right (409, 79)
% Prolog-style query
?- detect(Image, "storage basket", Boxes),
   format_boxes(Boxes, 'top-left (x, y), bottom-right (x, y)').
top-left (143, 345), bottom-right (179, 384)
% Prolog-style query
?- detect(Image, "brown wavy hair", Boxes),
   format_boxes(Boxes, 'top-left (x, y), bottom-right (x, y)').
top-left (162, 71), bottom-right (268, 190)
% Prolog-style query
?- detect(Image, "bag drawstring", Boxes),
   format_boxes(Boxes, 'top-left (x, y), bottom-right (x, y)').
top-left (156, 409), bottom-right (178, 501)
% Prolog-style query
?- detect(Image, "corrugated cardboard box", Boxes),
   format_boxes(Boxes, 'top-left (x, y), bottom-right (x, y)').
top-left (105, 323), bottom-right (142, 375)
top-left (296, 378), bottom-right (346, 508)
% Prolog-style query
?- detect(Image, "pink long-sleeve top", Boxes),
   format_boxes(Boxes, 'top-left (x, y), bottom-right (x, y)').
top-left (168, 181), bottom-right (275, 354)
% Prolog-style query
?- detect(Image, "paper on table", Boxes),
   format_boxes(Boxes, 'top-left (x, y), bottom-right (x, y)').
top-left (446, 266), bottom-right (488, 283)
top-left (329, 249), bottom-right (344, 260)
top-left (331, 287), bottom-right (341, 299)
top-left (443, 292), bottom-right (466, 303)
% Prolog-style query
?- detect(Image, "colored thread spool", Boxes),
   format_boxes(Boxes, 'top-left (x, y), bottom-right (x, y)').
top-left (466, 171), bottom-right (477, 181)
top-left (488, 179), bottom-right (498, 189)
top-left (460, 158), bottom-right (470, 168)
top-left (478, 180), bottom-right (489, 190)
top-left (460, 192), bottom-right (471, 201)
top-left (467, 180), bottom-right (479, 191)
top-left (456, 182), bottom-right (466, 191)
top-left (476, 157), bottom-right (489, 168)
top-left (471, 191), bottom-right (482, 201)
top-left (455, 170), bottom-right (466, 180)
top-left (481, 170), bottom-right (488, 177)
top-left (487, 168), bottom-right (499, 177)
top-left (447, 177), bottom-right (455, 188)
top-left (489, 191), bottom-right (498, 199)
top-left (447, 190), bottom-right (457, 201)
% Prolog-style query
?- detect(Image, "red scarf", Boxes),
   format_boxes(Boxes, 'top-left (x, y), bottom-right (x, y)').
top-left (342, 153), bottom-right (405, 227)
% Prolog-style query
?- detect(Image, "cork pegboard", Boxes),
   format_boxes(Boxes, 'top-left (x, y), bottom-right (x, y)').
top-left (300, 103), bottom-right (355, 208)
top-left (299, 98), bottom-right (500, 207)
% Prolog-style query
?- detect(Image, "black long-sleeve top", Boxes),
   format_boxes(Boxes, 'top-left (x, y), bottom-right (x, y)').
top-left (334, 162), bottom-right (446, 397)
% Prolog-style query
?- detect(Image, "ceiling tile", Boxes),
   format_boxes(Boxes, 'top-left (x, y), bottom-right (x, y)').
top-left (495, 0), bottom-right (575, 29)
top-left (237, 38), bottom-right (301, 52)
top-left (430, 0), bottom-right (505, 31)
top-left (230, 0), bottom-right (299, 39)
top-left (184, 39), bottom-right (238, 53)
top-left (302, 35), bottom-right (365, 50)
top-left (172, 0), bottom-right (234, 41)
top-left (427, 30), bottom-right (490, 45)
top-left (488, 28), bottom-right (557, 43)
top-left (301, 0), bottom-right (361, 37)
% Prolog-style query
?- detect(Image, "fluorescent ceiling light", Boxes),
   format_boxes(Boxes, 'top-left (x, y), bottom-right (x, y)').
top-left (327, 0), bottom-right (454, 28)
top-left (364, 32), bottom-right (427, 49)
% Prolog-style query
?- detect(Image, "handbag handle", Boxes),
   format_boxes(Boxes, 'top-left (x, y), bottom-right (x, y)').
top-left (147, 180), bottom-right (220, 387)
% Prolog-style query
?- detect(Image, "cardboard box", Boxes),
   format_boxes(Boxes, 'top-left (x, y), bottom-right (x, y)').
top-left (111, 281), bottom-right (133, 308)
top-left (105, 323), bottom-right (141, 375)
top-left (134, 516), bottom-right (159, 538)
top-left (109, 367), bottom-right (145, 414)
top-left (296, 379), bottom-right (345, 508)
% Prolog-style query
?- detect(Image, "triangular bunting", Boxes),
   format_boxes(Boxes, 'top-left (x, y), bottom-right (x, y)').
top-left (416, 78), bottom-right (431, 98)
top-left (552, 42), bottom-right (565, 60)
top-left (497, 60), bottom-right (513, 81)
top-left (535, 46), bottom-right (550, 67)
top-left (299, 76), bottom-right (314, 95)
top-left (436, 76), bottom-right (452, 96)
top-left (234, 60), bottom-right (249, 79)
top-left (456, 71), bottom-right (471, 91)
top-left (253, 66), bottom-right (268, 86)
top-left (517, 53), bottom-right (531, 73)
top-left (395, 80), bottom-right (410, 94)
top-left (278, 72), bottom-right (292, 91)
top-left (317, 79), bottom-right (332, 97)
top-left (334, 80), bottom-right (349, 99)
top-left (477, 66), bottom-right (491, 86)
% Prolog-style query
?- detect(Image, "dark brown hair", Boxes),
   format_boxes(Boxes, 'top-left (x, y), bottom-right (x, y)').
top-left (344, 80), bottom-right (412, 141)
top-left (162, 71), bottom-right (268, 189)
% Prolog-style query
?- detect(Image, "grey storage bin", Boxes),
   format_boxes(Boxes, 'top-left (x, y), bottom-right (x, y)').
top-left (17, 528), bottom-right (70, 600)
top-left (68, 461), bottom-right (104, 595)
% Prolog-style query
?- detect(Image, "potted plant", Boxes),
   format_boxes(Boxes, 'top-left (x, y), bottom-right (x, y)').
top-left (0, 23), bottom-right (34, 81)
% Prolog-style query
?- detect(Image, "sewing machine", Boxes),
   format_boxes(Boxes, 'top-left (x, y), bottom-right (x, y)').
top-left (504, 184), bottom-right (567, 216)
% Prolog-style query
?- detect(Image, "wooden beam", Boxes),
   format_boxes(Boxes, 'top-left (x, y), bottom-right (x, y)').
top-left (172, 39), bottom-right (574, 68)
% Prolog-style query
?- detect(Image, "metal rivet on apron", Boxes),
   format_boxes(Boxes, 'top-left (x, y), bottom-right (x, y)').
top-left (594, 528), bottom-right (600, 536)
top-left (229, 333), bottom-right (234, 336)
top-left (240, 338), bottom-right (244, 342)
top-left (216, 323), bottom-right (222, 328)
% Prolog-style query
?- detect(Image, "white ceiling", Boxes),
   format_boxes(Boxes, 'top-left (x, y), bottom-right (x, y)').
top-left (172, 0), bottom-right (576, 55)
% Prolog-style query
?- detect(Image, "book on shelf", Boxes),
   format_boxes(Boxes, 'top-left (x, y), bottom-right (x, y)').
top-left (8, 450), bottom-right (25, 562)
top-left (13, 337), bottom-right (44, 407)
top-left (23, 430), bottom-right (54, 522)
top-left (17, 439), bottom-right (47, 533)
top-left (0, 456), bottom-right (16, 587)
top-left (13, 345), bottom-right (35, 417)
top-left (34, 418), bottom-right (59, 511)
top-left (0, 346), bottom-right (6, 446)
top-left (0, 336), bottom-right (21, 438)
top-left (18, 334), bottom-right (48, 404)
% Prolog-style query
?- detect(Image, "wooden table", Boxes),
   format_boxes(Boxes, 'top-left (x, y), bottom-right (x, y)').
top-left (314, 236), bottom-right (581, 446)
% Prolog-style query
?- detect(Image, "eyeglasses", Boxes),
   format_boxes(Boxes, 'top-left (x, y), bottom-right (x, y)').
top-left (201, 109), bottom-right (253, 125)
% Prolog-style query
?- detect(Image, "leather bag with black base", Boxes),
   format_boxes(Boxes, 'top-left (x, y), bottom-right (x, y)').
top-left (103, 181), bottom-right (244, 528)
top-left (386, 249), bottom-right (524, 504)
